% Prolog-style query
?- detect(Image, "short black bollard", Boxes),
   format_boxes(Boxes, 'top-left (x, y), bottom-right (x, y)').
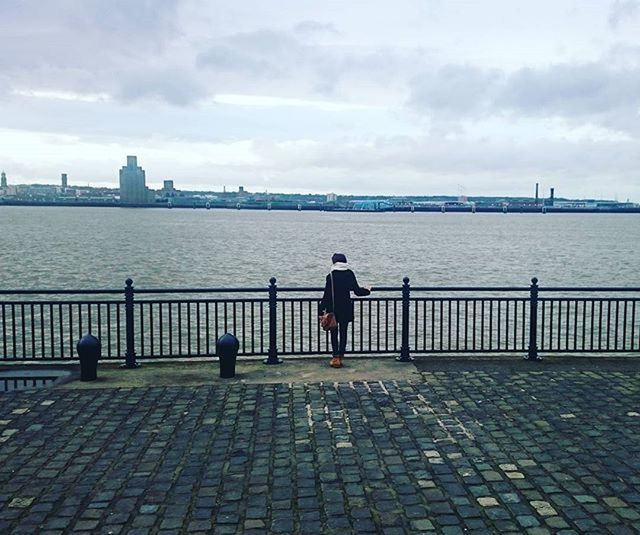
top-left (77, 334), bottom-right (101, 381)
top-left (217, 333), bottom-right (239, 378)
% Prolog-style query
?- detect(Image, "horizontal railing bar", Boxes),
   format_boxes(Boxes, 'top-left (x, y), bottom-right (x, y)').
top-left (4, 295), bottom-right (635, 305)
top-left (281, 285), bottom-right (536, 292)
top-left (537, 349), bottom-right (638, 353)
top-left (3, 285), bottom-right (639, 295)
top-left (539, 287), bottom-right (640, 292)
top-left (278, 286), bottom-right (400, 293)
top-left (134, 298), bottom-right (269, 304)
top-left (410, 286), bottom-right (531, 292)
top-left (134, 287), bottom-right (268, 294)
top-left (412, 297), bottom-right (530, 302)
top-left (0, 300), bottom-right (124, 305)
top-left (278, 297), bottom-right (400, 303)
top-left (274, 287), bottom-right (326, 292)
top-left (411, 349), bottom-right (526, 353)
top-left (539, 297), bottom-right (640, 302)
top-left (0, 289), bottom-right (122, 295)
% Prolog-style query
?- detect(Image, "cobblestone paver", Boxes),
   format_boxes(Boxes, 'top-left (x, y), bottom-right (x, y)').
top-left (0, 364), bottom-right (639, 533)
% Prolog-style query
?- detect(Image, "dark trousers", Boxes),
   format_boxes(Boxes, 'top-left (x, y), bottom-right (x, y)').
top-left (330, 322), bottom-right (349, 356)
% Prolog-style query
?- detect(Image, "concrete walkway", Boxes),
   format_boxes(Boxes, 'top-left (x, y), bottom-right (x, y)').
top-left (0, 358), bottom-right (639, 534)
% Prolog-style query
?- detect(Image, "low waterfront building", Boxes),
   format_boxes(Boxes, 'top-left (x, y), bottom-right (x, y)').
top-left (350, 199), bottom-right (393, 211)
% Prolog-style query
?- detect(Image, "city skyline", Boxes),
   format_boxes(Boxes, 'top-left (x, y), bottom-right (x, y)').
top-left (1, 1), bottom-right (640, 200)
top-left (0, 165), bottom-right (630, 205)
top-left (0, 157), bottom-right (634, 203)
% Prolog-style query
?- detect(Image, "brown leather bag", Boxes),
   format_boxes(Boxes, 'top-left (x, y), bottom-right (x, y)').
top-left (320, 272), bottom-right (338, 331)
top-left (320, 311), bottom-right (337, 331)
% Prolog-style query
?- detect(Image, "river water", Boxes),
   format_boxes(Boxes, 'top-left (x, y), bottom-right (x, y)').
top-left (1, 206), bottom-right (639, 289)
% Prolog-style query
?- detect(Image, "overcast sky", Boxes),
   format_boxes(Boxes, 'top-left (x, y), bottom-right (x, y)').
top-left (1, 0), bottom-right (639, 199)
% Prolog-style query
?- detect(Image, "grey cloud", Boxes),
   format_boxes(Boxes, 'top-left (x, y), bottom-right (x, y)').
top-left (197, 28), bottom-right (427, 99)
top-left (408, 65), bottom-right (502, 115)
top-left (500, 63), bottom-right (640, 115)
top-left (0, 0), bottom-right (180, 70)
top-left (196, 46), bottom-right (276, 76)
top-left (114, 67), bottom-right (208, 106)
top-left (1, 4), bottom-right (421, 107)
top-left (0, 76), bottom-right (9, 99)
top-left (407, 57), bottom-right (640, 138)
top-left (293, 20), bottom-right (339, 36)
top-left (196, 30), bottom-right (311, 78)
top-left (75, 0), bottom-right (180, 36)
top-left (196, 30), bottom-right (302, 78)
top-left (608, 0), bottom-right (639, 28)
top-left (604, 43), bottom-right (640, 71)
top-left (498, 62), bottom-right (640, 136)
top-left (0, 0), bottom-right (205, 106)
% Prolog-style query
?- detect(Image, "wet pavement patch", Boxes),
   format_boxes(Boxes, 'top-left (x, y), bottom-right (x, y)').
top-left (0, 369), bottom-right (72, 393)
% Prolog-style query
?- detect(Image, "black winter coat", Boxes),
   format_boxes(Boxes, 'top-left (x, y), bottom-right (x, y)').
top-left (319, 269), bottom-right (370, 324)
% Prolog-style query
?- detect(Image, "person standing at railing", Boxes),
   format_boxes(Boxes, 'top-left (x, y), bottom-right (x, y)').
top-left (319, 253), bottom-right (372, 368)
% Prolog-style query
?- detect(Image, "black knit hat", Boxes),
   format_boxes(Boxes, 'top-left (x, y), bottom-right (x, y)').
top-left (331, 253), bottom-right (347, 264)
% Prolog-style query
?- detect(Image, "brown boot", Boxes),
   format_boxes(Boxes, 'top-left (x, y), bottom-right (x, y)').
top-left (329, 356), bottom-right (342, 368)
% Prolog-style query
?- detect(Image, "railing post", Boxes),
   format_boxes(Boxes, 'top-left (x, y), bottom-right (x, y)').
top-left (122, 278), bottom-right (141, 368)
top-left (396, 276), bottom-right (413, 362)
top-left (265, 277), bottom-right (282, 365)
top-left (526, 277), bottom-right (541, 361)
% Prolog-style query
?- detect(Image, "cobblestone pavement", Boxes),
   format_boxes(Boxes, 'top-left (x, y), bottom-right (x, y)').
top-left (1, 362), bottom-right (639, 534)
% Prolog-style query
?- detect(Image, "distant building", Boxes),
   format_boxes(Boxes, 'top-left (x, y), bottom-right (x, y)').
top-left (544, 187), bottom-right (555, 207)
top-left (326, 192), bottom-right (337, 203)
top-left (238, 186), bottom-right (245, 195)
top-left (350, 199), bottom-right (393, 211)
top-left (119, 156), bottom-right (152, 204)
top-left (61, 173), bottom-right (68, 189)
top-left (162, 180), bottom-right (176, 197)
top-left (1, 171), bottom-right (7, 189)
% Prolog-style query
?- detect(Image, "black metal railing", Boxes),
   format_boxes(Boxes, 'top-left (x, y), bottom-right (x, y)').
top-left (1, 278), bottom-right (639, 363)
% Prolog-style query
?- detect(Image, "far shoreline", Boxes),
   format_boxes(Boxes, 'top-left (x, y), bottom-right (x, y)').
top-left (1, 200), bottom-right (640, 214)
